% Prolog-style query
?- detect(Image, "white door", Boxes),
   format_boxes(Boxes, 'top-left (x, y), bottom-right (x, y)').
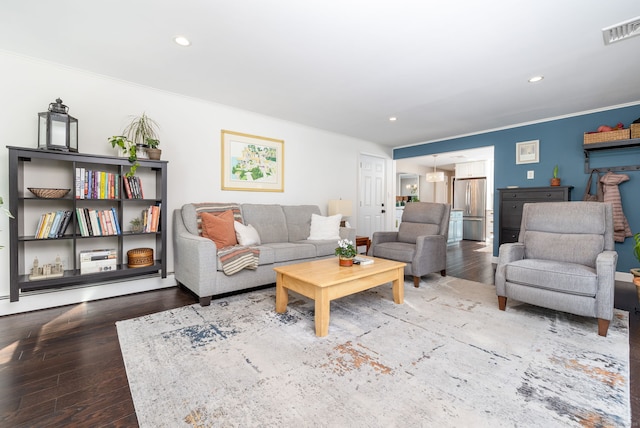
top-left (358, 154), bottom-right (386, 238)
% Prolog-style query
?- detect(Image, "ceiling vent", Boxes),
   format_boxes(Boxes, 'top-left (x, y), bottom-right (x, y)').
top-left (602, 16), bottom-right (640, 45)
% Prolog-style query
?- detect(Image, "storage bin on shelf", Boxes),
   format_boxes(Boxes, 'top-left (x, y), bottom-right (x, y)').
top-left (631, 124), bottom-right (640, 139)
top-left (583, 128), bottom-right (630, 144)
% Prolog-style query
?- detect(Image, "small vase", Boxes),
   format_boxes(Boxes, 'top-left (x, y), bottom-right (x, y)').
top-left (339, 257), bottom-right (354, 267)
top-left (550, 178), bottom-right (561, 186)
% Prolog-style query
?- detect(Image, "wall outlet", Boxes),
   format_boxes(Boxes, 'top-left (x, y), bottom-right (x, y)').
top-left (527, 170), bottom-right (534, 179)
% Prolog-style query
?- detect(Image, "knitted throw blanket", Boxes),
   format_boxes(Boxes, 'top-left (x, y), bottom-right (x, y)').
top-left (217, 245), bottom-right (260, 276)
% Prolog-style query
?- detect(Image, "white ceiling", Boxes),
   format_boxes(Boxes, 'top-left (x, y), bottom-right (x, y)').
top-left (1, 1), bottom-right (639, 150)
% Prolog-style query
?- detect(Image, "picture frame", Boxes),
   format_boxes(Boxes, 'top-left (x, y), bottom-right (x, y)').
top-left (221, 130), bottom-right (284, 192)
top-left (515, 140), bottom-right (539, 164)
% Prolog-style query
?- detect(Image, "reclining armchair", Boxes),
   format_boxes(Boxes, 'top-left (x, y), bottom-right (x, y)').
top-left (495, 201), bottom-right (617, 336)
top-left (371, 202), bottom-right (450, 287)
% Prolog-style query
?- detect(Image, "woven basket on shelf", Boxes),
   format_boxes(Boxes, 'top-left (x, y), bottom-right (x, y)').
top-left (583, 128), bottom-right (630, 144)
top-left (28, 187), bottom-right (70, 198)
top-left (127, 248), bottom-right (154, 268)
top-left (631, 124), bottom-right (640, 139)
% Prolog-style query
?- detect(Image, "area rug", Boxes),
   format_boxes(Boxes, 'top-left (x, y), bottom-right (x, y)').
top-left (116, 276), bottom-right (630, 427)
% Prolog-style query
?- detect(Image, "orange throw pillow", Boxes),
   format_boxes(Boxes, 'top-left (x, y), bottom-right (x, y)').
top-left (200, 210), bottom-right (238, 249)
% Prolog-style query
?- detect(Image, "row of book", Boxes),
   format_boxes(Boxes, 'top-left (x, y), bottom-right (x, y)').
top-left (141, 204), bottom-right (161, 232)
top-left (74, 168), bottom-right (146, 200)
top-left (34, 210), bottom-right (73, 239)
top-left (75, 168), bottom-right (120, 200)
top-left (123, 175), bottom-right (145, 199)
top-left (76, 208), bottom-right (122, 237)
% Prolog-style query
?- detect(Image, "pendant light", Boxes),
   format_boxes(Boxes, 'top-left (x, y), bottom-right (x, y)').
top-left (426, 155), bottom-right (444, 182)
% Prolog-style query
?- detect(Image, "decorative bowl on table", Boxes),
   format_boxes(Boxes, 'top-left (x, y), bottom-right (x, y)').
top-left (28, 187), bottom-right (71, 198)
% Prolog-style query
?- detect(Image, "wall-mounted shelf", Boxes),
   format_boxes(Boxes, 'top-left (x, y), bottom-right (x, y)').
top-left (583, 138), bottom-right (640, 173)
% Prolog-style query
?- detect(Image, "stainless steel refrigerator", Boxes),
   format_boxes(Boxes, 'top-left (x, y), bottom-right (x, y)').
top-left (453, 178), bottom-right (487, 241)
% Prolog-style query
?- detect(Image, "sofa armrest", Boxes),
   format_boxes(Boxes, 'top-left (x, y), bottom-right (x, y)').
top-left (495, 243), bottom-right (525, 295)
top-left (173, 209), bottom-right (219, 299)
top-left (371, 231), bottom-right (399, 247)
top-left (339, 226), bottom-right (356, 242)
top-left (595, 250), bottom-right (618, 320)
top-left (412, 234), bottom-right (447, 276)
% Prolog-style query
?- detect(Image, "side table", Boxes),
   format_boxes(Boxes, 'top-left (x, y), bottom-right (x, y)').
top-left (355, 235), bottom-right (371, 255)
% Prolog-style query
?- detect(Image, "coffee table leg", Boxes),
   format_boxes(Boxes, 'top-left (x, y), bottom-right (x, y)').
top-left (275, 273), bottom-right (288, 313)
top-left (392, 267), bottom-right (404, 304)
top-left (315, 289), bottom-right (330, 337)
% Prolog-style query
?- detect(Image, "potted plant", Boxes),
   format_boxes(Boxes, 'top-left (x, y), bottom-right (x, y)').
top-left (130, 217), bottom-right (144, 233)
top-left (550, 165), bottom-right (561, 186)
top-left (108, 135), bottom-right (138, 177)
top-left (109, 113), bottom-right (161, 175)
top-left (122, 113), bottom-right (160, 156)
top-left (146, 138), bottom-right (161, 160)
top-left (631, 233), bottom-right (640, 277)
top-left (335, 239), bottom-right (357, 266)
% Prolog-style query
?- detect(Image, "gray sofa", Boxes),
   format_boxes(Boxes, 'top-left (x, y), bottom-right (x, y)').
top-left (173, 203), bottom-right (356, 305)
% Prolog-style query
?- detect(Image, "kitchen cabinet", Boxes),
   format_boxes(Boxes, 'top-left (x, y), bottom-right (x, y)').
top-left (455, 161), bottom-right (486, 179)
top-left (448, 210), bottom-right (463, 244)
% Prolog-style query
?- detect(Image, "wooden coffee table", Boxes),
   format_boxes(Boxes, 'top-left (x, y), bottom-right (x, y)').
top-left (274, 256), bottom-right (406, 336)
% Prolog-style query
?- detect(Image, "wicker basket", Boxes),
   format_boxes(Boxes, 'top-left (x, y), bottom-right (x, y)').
top-left (28, 187), bottom-right (70, 198)
top-left (631, 124), bottom-right (640, 139)
top-left (127, 248), bottom-right (154, 268)
top-left (583, 128), bottom-right (630, 144)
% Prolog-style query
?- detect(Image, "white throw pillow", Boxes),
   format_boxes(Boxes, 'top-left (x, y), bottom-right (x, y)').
top-left (307, 213), bottom-right (342, 240)
top-left (234, 221), bottom-right (261, 246)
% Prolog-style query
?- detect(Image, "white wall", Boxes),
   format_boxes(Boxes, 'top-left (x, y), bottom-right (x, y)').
top-left (0, 51), bottom-right (392, 314)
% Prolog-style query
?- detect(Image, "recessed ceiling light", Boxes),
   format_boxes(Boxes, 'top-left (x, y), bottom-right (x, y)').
top-left (389, 117), bottom-right (397, 122)
top-left (174, 36), bottom-right (191, 47)
top-left (528, 75), bottom-right (544, 83)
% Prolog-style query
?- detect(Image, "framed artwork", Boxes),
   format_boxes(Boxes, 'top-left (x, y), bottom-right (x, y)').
top-left (515, 140), bottom-right (539, 164)
top-left (221, 130), bottom-right (284, 192)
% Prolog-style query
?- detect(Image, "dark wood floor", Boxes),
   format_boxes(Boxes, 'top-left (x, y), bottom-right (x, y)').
top-left (0, 240), bottom-right (637, 427)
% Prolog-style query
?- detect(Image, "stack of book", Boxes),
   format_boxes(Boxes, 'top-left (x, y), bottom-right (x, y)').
top-left (34, 210), bottom-right (73, 239)
top-left (75, 168), bottom-right (120, 199)
top-left (76, 207), bottom-right (121, 237)
top-left (80, 249), bottom-right (117, 274)
top-left (141, 203), bottom-right (161, 232)
top-left (123, 176), bottom-right (145, 199)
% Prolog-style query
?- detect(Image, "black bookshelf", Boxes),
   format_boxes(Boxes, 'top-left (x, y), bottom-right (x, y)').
top-left (7, 146), bottom-right (167, 302)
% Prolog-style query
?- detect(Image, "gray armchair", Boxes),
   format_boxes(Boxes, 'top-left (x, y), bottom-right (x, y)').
top-left (371, 202), bottom-right (451, 287)
top-left (495, 201), bottom-right (617, 336)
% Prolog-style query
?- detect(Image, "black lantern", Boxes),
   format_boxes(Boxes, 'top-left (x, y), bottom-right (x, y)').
top-left (38, 98), bottom-right (78, 152)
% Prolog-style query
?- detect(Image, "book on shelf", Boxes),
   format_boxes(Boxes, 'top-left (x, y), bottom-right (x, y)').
top-left (80, 248), bottom-right (117, 274)
top-left (34, 210), bottom-right (73, 239)
top-left (75, 207), bottom-right (121, 237)
top-left (123, 175), bottom-right (146, 199)
top-left (74, 168), bottom-right (120, 199)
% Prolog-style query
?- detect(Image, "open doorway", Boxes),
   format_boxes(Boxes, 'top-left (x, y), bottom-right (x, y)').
top-left (394, 146), bottom-right (494, 243)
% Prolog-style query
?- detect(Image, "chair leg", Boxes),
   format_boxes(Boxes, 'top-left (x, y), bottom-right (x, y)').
top-left (598, 318), bottom-right (610, 337)
top-left (498, 296), bottom-right (507, 311)
top-left (413, 276), bottom-right (420, 288)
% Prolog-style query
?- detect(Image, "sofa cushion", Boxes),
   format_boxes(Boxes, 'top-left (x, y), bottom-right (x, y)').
top-left (282, 205), bottom-right (321, 242)
top-left (261, 242), bottom-right (317, 262)
top-left (523, 231), bottom-right (603, 268)
top-left (200, 210), bottom-right (238, 249)
top-left (242, 204), bottom-right (288, 244)
top-left (182, 203), bottom-right (243, 235)
top-left (505, 258), bottom-right (597, 297)
top-left (308, 213), bottom-right (341, 240)
top-left (234, 221), bottom-right (261, 246)
top-left (398, 223), bottom-right (439, 244)
top-left (371, 241), bottom-right (415, 263)
top-left (297, 239), bottom-right (338, 257)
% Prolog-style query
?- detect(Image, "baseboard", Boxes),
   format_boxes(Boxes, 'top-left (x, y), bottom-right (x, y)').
top-left (0, 274), bottom-right (177, 316)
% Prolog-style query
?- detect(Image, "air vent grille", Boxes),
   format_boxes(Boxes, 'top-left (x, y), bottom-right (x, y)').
top-left (602, 16), bottom-right (640, 45)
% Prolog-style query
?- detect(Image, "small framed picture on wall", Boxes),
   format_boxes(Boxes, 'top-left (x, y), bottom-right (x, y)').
top-left (515, 140), bottom-right (539, 164)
